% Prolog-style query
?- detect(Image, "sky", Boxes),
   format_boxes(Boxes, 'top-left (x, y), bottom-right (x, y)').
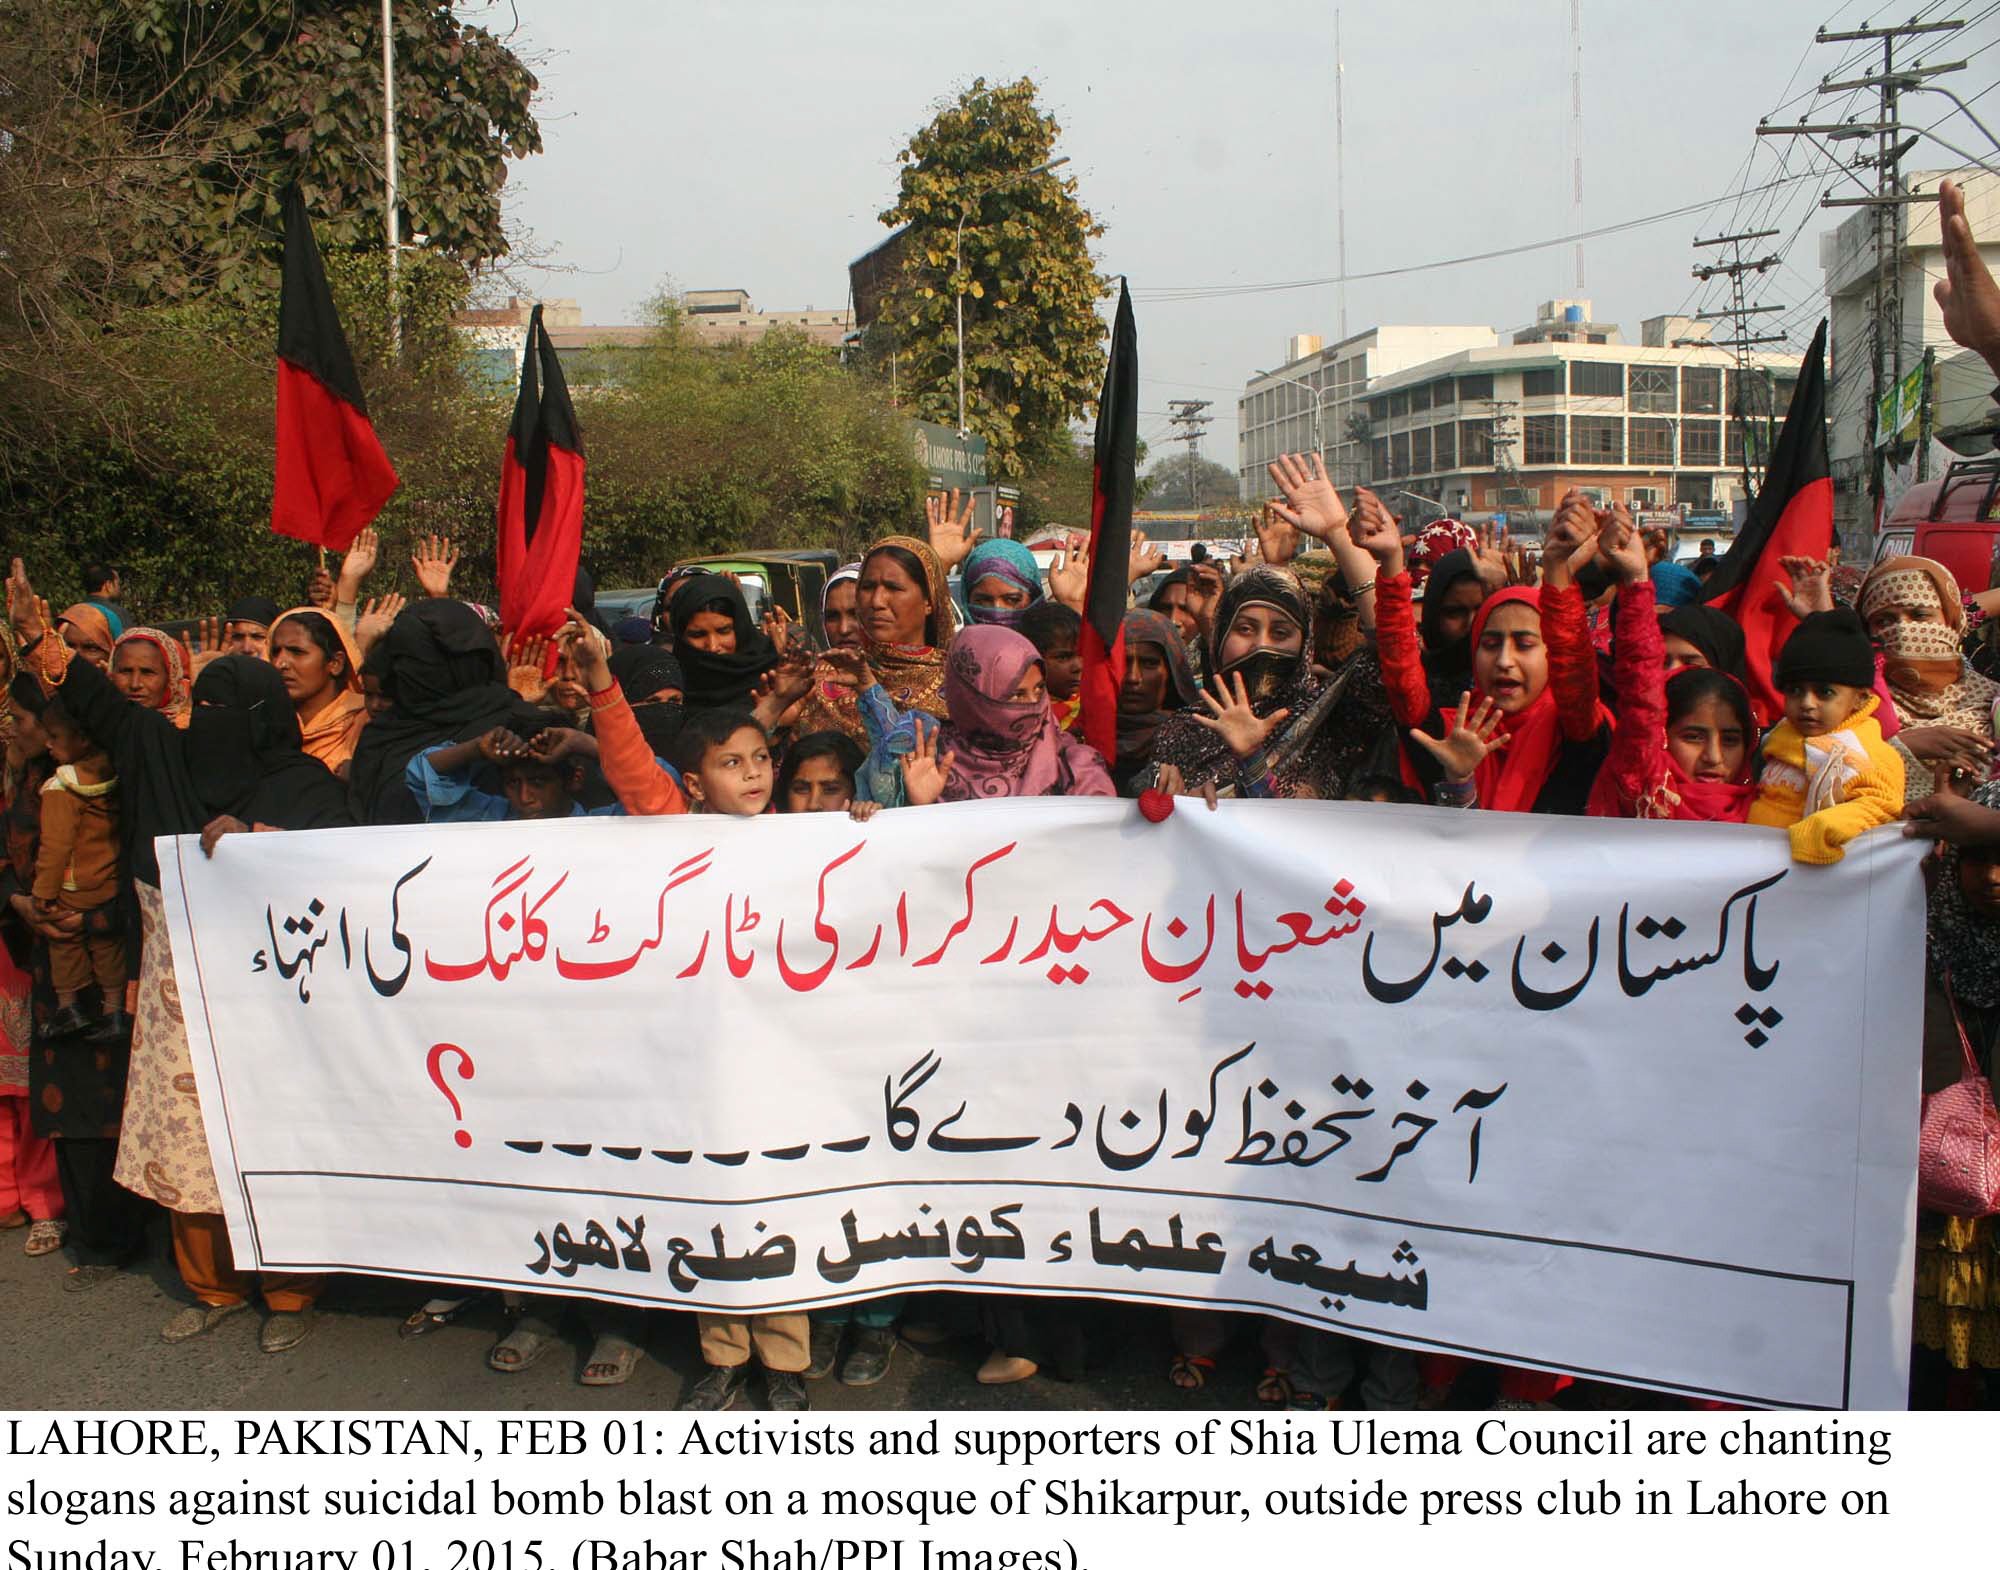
top-left (468, 0), bottom-right (1997, 465)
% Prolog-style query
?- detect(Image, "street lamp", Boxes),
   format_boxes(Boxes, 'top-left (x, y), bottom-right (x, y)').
top-left (956, 156), bottom-right (1070, 437)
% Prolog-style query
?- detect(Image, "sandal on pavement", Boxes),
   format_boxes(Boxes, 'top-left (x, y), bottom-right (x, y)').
top-left (839, 1326), bottom-right (896, 1387)
top-left (161, 1301), bottom-right (249, 1343)
top-left (1167, 1353), bottom-right (1216, 1391)
top-left (1256, 1367), bottom-right (1296, 1407)
top-left (487, 1315), bottom-right (559, 1373)
top-left (260, 1310), bottom-right (315, 1354)
top-left (976, 1352), bottom-right (1038, 1386)
top-left (0, 1208), bottom-right (25, 1230)
top-left (399, 1295), bottom-right (478, 1339)
top-left (24, 1219), bottom-right (66, 1256)
top-left (580, 1333), bottom-right (644, 1387)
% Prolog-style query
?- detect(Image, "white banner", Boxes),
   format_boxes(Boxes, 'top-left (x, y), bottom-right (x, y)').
top-left (158, 801), bottom-right (1925, 1409)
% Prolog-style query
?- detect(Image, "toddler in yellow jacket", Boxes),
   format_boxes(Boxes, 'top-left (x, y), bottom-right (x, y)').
top-left (1748, 607), bottom-right (1904, 864)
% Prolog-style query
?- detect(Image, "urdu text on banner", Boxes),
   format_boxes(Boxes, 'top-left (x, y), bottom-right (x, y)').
top-left (156, 800), bottom-right (1926, 1409)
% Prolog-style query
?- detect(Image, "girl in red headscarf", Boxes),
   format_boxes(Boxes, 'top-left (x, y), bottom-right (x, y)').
top-left (1371, 488), bottom-right (1611, 813)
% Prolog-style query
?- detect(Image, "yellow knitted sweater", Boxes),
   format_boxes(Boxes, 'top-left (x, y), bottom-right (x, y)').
top-left (1747, 693), bottom-right (1905, 864)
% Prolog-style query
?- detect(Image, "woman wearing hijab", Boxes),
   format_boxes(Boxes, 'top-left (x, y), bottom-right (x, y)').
top-left (820, 564), bottom-right (864, 651)
top-left (606, 643), bottom-right (686, 759)
top-left (1859, 556), bottom-right (2000, 802)
top-left (32, 624), bottom-right (352, 1350)
top-left (961, 539), bottom-right (1045, 628)
top-left (667, 573), bottom-right (779, 711)
top-left (345, 600), bottom-right (549, 825)
top-left (1659, 605), bottom-right (1749, 680)
top-left (792, 537), bottom-right (956, 743)
top-left (267, 608), bottom-right (366, 772)
top-left (903, 625), bottom-right (1113, 804)
top-left (1415, 549), bottom-right (1485, 713)
top-left (110, 628), bottom-right (191, 728)
top-left (1152, 566), bottom-right (1394, 802)
top-left (55, 603), bottom-right (123, 670)
top-left (1113, 609), bottom-right (1200, 794)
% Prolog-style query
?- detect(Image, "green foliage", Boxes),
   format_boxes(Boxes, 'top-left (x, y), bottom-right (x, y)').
top-left (1140, 454), bottom-right (1240, 510)
top-left (868, 77), bottom-right (1110, 481)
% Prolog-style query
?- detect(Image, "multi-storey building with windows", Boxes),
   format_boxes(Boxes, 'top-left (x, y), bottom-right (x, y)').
top-left (1239, 301), bottom-right (1800, 522)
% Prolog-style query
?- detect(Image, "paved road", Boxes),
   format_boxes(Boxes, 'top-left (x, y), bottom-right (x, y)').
top-left (2, 1223), bottom-right (1255, 1411)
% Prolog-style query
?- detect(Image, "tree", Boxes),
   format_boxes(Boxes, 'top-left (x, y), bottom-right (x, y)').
top-left (0, 0), bottom-right (540, 462)
top-left (1140, 455), bottom-right (1240, 510)
top-left (867, 77), bottom-right (1110, 481)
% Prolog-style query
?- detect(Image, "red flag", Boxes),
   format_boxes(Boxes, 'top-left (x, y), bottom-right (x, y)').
top-left (496, 304), bottom-right (586, 641)
top-left (272, 187), bottom-right (398, 549)
top-left (1703, 320), bottom-right (1832, 725)
top-left (1079, 280), bottom-right (1137, 761)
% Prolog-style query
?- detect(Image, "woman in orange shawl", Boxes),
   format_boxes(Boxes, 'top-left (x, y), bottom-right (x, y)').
top-left (268, 608), bottom-right (366, 773)
top-left (792, 535), bottom-right (955, 740)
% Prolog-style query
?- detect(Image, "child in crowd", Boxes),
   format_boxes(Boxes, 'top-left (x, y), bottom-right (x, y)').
top-left (1748, 608), bottom-right (1905, 862)
top-left (1017, 602), bottom-right (1083, 732)
top-left (32, 698), bottom-right (123, 1042)
top-left (405, 718), bottom-right (633, 823)
top-left (776, 731), bottom-right (880, 822)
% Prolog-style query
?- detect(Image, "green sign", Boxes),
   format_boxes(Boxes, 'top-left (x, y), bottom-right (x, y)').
top-left (911, 419), bottom-right (988, 487)
top-left (1875, 364), bottom-right (1925, 448)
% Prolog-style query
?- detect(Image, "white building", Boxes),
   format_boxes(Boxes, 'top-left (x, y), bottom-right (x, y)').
top-left (1237, 324), bottom-right (1496, 500)
top-left (1821, 168), bottom-right (2000, 538)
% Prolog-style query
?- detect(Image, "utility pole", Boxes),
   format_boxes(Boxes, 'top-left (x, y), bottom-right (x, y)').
top-left (381, 0), bottom-right (400, 355)
top-left (1759, 15), bottom-right (1963, 534)
top-left (1167, 400), bottom-right (1214, 511)
top-left (1678, 229), bottom-right (1784, 496)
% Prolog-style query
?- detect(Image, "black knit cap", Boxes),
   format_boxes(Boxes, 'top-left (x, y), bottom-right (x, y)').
top-left (1774, 607), bottom-right (1875, 691)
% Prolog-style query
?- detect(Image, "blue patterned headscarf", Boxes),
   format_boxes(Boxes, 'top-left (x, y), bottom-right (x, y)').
top-left (962, 539), bottom-right (1045, 628)
top-left (1650, 561), bottom-right (1705, 609)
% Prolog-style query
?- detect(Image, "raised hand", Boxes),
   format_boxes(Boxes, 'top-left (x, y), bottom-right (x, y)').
top-left (1937, 178), bottom-right (2000, 372)
top-left (306, 566), bottom-right (337, 610)
top-left (1252, 503), bottom-right (1299, 568)
top-left (508, 631), bottom-right (552, 701)
top-left (1184, 561), bottom-right (1225, 632)
top-left (412, 534), bottom-right (459, 598)
top-left (751, 647), bottom-right (817, 731)
top-left (193, 615), bottom-right (224, 656)
top-left (1409, 692), bottom-right (1511, 784)
top-left (1772, 555), bottom-right (1834, 620)
top-left (551, 610), bottom-right (613, 691)
top-left (354, 592), bottom-right (407, 655)
top-left (1128, 528), bottom-right (1167, 584)
top-left (817, 646), bottom-right (876, 693)
top-left (1048, 536), bottom-right (1090, 612)
top-left (1348, 488), bottom-right (1404, 577)
top-left (1542, 490), bottom-right (1602, 590)
top-left (1266, 451), bottom-right (1350, 541)
top-left (338, 527), bottom-right (381, 601)
top-left (900, 723), bottom-right (957, 807)
top-left (1598, 502), bottom-right (1649, 586)
top-left (760, 603), bottom-right (794, 656)
top-left (1194, 671), bottom-right (1290, 760)
top-left (1472, 520), bottom-right (1514, 590)
top-left (477, 727), bottom-right (532, 763)
top-left (925, 488), bottom-right (981, 570)
top-left (7, 559), bottom-right (42, 639)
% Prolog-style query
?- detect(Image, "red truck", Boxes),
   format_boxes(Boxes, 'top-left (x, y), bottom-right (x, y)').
top-left (1874, 453), bottom-right (2000, 588)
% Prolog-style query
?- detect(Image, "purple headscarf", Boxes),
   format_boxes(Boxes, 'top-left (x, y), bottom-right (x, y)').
top-left (939, 625), bottom-right (1114, 801)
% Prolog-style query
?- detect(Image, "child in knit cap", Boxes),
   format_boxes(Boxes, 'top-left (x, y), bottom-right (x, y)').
top-left (1748, 607), bottom-right (1905, 863)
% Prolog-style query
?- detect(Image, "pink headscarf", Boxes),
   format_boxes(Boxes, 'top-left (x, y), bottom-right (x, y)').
top-left (1407, 518), bottom-right (1478, 590)
top-left (939, 625), bottom-right (1114, 801)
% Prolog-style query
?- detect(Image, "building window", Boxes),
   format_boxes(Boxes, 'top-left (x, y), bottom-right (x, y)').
top-left (1522, 368), bottom-right (1561, 398)
top-left (1459, 419), bottom-right (1493, 466)
top-left (1411, 427), bottom-right (1432, 473)
top-left (1369, 396), bottom-right (1389, 421)
top-left (1390, 432), bottom-right (1410, 476)
top-left (1571, 415), bottom-right (1624, 465)
top-left (1433, 422), bottom-right (1457, 470)
top-left (1628, 417), bottom-right (1673, 466)
top-left (1389, 392), bottom-right (1409, 418)
top-left (1522, 415), bottom-right (1565, 465)
top-left (1629, 365), bottom-right (1676, 413)
top-left (1410, 382), bottom-right (1432, 413)
top-left (1681, 367), bottom-right (1721, 414)
top-left (1458, 373), bottom-right (1494, 401)
top-left (1430, 379), bottom-right (1455, 408)
top-left (1681, 419), bottom-right (1721, 466)
top-left (1569, 361), bottom-right (1624, 398)
top-left (1372, 437), bottom-right (1389, 477)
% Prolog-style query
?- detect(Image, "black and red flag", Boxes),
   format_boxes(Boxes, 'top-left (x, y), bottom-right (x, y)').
top-left (272, 186), bottom-right (398, 550)
top-left (1702, 319), bottom-right (1833, 724)
top-left (1079, 278), bottom-right (1138, 761)
top-left (496, 304), bottom-right (586, 641)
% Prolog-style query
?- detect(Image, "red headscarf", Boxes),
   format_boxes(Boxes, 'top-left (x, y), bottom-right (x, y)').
top-left (1647, 670), bottom-right (1758, 823)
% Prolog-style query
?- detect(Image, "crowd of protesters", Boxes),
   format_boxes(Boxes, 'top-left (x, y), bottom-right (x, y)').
top-left (2, 182), bottom-right (1998, 1412)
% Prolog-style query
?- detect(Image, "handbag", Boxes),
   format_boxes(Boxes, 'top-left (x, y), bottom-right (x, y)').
top-left (1917, 972), bottom-right (2000, 1217)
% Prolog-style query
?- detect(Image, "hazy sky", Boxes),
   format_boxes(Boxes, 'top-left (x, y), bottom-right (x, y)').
top-left (469, 0), bottom-right (1995, 462)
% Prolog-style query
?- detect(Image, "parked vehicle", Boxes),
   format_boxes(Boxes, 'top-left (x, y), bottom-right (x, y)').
top-left (1874, 454), bottom-right (2000, 591)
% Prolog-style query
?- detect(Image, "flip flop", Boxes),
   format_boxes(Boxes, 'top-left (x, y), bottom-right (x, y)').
top-left (580, 1334), bottom-right (644, 1387)
top-left (488, 1315), bottom-right (559, 1373)
top-left (1167, 1353), bottom-right (1216, 1391)
top-left (399, 1295), bottom-right (479, 1339)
